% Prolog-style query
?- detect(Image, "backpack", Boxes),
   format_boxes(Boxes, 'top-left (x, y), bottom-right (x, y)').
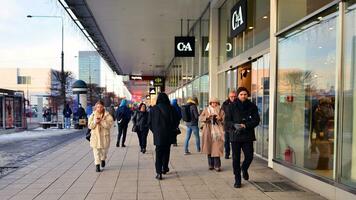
top-left (181, 104), bottom-right (192, 122)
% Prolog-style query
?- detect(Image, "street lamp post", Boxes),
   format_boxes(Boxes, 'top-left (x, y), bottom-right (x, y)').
top-left (27, 15), bottom-right (66, 107)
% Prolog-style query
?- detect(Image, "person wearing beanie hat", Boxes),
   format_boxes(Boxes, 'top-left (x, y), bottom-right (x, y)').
top-left (199, 97), bottom-right (225, 171)
top-left (224, 87), bottom-right (260, 188)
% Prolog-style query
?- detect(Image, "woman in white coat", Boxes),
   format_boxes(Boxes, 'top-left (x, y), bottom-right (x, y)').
top-left (88, 100), bottom-right (114, 172)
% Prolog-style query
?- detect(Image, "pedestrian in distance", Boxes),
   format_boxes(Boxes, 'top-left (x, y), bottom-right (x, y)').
top-left (63, 104), bottom-right (72, 129)
top-left (221, 91), bottom-right (238, 159)
top-left (171, 99), bottom-right (182, 147)
top-left (182, 97), bottom-right (200, 155)
top-left (200, 97), bottom-right (225, 172)
top-left (224, 87), bottom-right (260, 188)
top-left (88, 100), bottom-right (114, 172)
top-left (116, 99), bottom-right (132, 147)
top-left (148, 93), bottom-right (180, 180)
top-left (132, 103), bottom-right (149, 153)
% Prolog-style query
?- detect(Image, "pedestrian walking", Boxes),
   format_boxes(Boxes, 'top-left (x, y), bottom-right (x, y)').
top-left (182, 97), bottom-right (200, 155)
top-left (200, 97), bottom-right (225, 171)
top-left (171, 99), bottom-right (182, 147)
top-left (63, 104), bottom-right (72, 129)
top-left (116, 99), bottom-right (132, 147)
top-left (221, 91), bottom-right (237, 159)
top-left (148, 93), bottom-right (179, 180)
top-left (224, 87), bottom-right (260, 188)
top-left (132, 103), bottom-right (149, 153)
top-left (88, 100), bottom-right (114, 172)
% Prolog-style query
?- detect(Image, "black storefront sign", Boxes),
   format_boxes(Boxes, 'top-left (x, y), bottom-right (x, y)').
top-left (230, 0), bottom-right (247, 38)
top-left (175, 36), bottom-right (195, 57)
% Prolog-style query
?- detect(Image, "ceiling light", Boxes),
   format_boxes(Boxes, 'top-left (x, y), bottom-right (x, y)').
top-left (248, 26), bottom-right (254, 30)
top-left (263, 16), bottom-right (268, 19)
top-left (318, 46), bottom-right (322, 49)
top-left (318, 16), bottom-right (323, 20)
top-left (329, 27), bottom-right (334, 30)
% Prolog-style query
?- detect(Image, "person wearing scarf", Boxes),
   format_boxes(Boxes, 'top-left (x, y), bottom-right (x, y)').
top-left (88, 100), bottom-right (114, 172)
top-left (199, 97), bottom-right (225, 171)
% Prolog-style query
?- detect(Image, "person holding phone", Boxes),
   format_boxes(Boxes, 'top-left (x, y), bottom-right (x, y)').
top-left (88, 100), bottom-right (114, 172)
top-left (199, 97), bottom-right (225, 171)
top-left (224, 87), bottom-right (260, 188)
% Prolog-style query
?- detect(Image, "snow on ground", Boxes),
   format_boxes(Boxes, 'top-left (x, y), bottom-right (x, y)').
top-left (0, 128), bottom-right (80, 144)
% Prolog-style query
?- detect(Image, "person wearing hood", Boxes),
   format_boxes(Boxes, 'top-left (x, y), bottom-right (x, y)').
top-left (116, 99), bottom-right (132, 147)
top-left (148, 93), bottom-right (179, 180)
top-left (171, 99), bottom-right (182, 146)
top-left (225, 87), bottom-right (260, 188)
top-left (200, 97), bottom-right (225, 171)
top-left (183, 97), bottom-right (200, 155)
top-left (132, 103), bottom-right (149, 153)
top-left (88, 100), bottom-right (114, 172)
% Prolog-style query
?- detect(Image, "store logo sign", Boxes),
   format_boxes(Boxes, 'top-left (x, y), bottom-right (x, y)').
top-left (230, 0), bottom-right (247, 38)
top-left (175, 36), bottom-right (195, 57)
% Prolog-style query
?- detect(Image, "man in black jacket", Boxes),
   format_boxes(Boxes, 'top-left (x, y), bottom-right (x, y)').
top-left (225, 87), bottom-right (260, 188)
top-left (149, 93), bottom-right (179, 180)
top-left (221, 91), bottom-right (237, 159)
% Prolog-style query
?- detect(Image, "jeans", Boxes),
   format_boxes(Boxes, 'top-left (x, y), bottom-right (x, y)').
top-left (184, 125), bottom-right (200, 153)
top-left (64, 117), bottom-right (71, 129)
top-left (231, 141), bottom-right (254, 181)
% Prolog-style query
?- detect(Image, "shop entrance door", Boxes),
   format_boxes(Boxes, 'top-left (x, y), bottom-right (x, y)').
top-left (251, 54), bottom-right (270, 158)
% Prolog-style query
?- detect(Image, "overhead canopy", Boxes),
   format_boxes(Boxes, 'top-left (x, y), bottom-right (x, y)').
top-left (60, 0), bottom-right (209, 96)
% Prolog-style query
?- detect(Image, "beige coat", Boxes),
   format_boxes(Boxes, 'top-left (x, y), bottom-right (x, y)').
top-left (88, 111), bottom-right (114, 149)
top-left (199, 107), bottom-right (225, 157)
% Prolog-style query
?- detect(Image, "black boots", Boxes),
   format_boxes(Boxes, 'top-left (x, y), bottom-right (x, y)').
top-left (155, 174), bottom-right (162, 180)
top-left (116, 143), bottom-right (120, 147)
top-left (162, 168), bottom-right (169, 175)
top-left (242, 169), bottom-right (249, 180)
top-left (234, 176), bottom-right (241, 188)
top-left (101, 160), bottom-right (106, 168)
top-left (96, 164), bottom-right (101, 172)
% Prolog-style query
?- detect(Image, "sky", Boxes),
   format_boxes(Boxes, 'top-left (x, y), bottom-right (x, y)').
top-left (0, 0), bottom-right (104, 80)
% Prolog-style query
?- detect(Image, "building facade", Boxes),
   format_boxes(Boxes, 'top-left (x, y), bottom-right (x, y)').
top-left (164, 0), bottom-right (356, 199)
top-left (78, 51), bottom-right (101, 86)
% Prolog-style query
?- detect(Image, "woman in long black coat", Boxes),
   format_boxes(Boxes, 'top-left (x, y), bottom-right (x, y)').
top-left (132, 103), bottom-right (149, 153)
top-left (148, 93), bottom-right (179, 180)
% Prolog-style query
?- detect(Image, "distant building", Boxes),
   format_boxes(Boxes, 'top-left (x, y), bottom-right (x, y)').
top-left (78, 51), bottom-right (101, 85)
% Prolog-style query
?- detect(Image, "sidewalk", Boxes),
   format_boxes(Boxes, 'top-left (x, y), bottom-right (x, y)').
top-left (0, 124), bottom-right (326, 200)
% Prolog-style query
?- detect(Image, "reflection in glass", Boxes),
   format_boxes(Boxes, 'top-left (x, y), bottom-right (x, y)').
top-left (276, 7), bottom-right (338, 179)
top-left (341, 0), bottom-right (356, 188)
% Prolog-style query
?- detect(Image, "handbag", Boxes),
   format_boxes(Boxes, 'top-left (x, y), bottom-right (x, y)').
top-left (86, 128), bottom-right (91, 141)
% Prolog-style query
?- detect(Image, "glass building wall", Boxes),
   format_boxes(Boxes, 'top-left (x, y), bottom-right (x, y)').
top-left (219, 0), bottom-right (270, 64)
top-left (165, 6), bottom-right (210, 110)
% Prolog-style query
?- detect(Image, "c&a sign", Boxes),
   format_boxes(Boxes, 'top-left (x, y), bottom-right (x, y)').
top-left (175, 36), bottom-right (195, 57)
top-left (230, 0), bottom-right (247, 38)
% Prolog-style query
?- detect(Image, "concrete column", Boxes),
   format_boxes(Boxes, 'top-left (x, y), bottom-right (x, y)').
top-left (268, 0), bottom-right (278, 168)
top-left (79, 94), bottom-right (87, 111)
top-left (209, 5), bottom-right (219, 99)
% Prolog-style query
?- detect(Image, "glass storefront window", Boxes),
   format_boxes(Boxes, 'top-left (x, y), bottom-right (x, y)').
top-left (278, 0), bottom-right (334, 31)
top-left (0, 96), bottom-right (3, 128)
top-left (276, 6), bottom-right (338, 179)
top-left (219, 0), bottom-right (270, 64)
top-left (341, 0), bottom-right (356, 188)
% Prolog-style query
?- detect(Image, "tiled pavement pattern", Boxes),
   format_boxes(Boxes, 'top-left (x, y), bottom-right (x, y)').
top-left (0, 124), bottom-right (326, 200)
